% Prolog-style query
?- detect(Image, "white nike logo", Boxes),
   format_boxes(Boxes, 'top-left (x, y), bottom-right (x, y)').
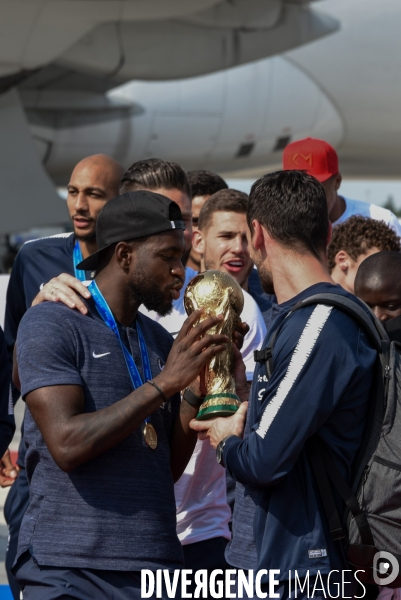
top-left (92, 352), bottom-right (111, 358)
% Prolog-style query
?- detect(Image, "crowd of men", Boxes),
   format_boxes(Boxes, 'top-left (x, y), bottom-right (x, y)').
top-left (0, 138), bottom-right (400, 600)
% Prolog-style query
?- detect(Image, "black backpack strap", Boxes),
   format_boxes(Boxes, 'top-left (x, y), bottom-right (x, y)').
top-left (254, 328), bottom-right (281, 379)
top-left (290, 293), bottom-right (388, 352)
top-left (308, 437), bottom-right (375, 547)
top-left (255, 292), bottom-right (388, 381)
top-left (307, 439), bottom-right (346, 541)
top-left (254, 347), bottom-right (273, 379)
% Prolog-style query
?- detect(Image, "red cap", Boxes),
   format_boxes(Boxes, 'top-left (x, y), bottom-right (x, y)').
top-left (282, 137), bottom-right (339, 182)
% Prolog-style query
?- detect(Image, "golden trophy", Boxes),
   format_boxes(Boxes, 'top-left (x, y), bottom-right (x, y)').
top-left (184, 270), bottom-right (244, 420)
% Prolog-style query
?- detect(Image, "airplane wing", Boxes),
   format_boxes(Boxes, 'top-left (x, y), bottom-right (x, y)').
top-left (0, 0), bottom-right (339, 233)
top-left (0, 88), bottom-right (68, 235)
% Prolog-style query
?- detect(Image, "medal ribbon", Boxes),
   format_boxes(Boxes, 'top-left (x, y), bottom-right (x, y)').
top-left (73, 241), bottom-right (88, 282)
top-left (88, 280), bottom-right (152, 425)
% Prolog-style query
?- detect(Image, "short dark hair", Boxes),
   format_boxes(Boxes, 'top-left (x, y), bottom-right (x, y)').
top-left (120, 158), bottom-right (191, 198)
top-left (355, 250), bottom-right (401, 292)
top-left (247, 170), bottom-right (328, 259)
top-left (327, 216), bottom-right (401, 272)
top-left (187, 170), bottom-right (228, 198)
top-left (198, 189), bottom-right (249, 231)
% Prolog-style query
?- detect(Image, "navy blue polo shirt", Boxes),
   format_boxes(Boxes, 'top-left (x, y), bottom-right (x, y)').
top-left (16, 298), bottom-right (183, 571)
top-left (0, 325), bottom-right (13, 457)
top-left (225, 283), bottom-right (377, 581)
top-left (4, 232), bottom-right (92, 466)
top-left (4, 232), bottom-right (91, 351)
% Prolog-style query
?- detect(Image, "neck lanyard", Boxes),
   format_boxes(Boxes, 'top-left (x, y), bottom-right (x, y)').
top-left (88, 280), bottom-right (153, 424)
top-left (73, 240), bottom-right (87, 282)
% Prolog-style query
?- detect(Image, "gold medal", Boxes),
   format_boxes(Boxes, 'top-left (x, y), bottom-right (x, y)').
top-left (143, 423), bottom-right (158, 450)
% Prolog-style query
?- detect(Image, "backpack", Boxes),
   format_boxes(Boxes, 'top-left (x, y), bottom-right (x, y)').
top-left (254, 293), bottom-right (401, 588)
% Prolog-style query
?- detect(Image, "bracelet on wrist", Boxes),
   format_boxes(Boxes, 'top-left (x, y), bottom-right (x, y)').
top-left (182, 388), bottom-right (205, 408)
top-left (146, 379), bottom-right (168, 403)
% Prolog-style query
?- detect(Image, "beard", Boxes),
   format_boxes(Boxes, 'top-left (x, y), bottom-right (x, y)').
top-left (128, 266), bottom-right (174, 317)
top-left (74, 230), bottom-right (96, 243)
top-left (257, 263), bottom-right (275, 295)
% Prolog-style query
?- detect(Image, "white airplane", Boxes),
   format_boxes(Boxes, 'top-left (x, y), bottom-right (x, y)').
top-left (0, 0), bottom-right (399, 234)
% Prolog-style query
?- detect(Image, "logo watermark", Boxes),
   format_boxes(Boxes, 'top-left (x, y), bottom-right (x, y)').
top-left (373, 551), bottom-right (399, 586)
top-left (141, 569), bottom-right (366, 598)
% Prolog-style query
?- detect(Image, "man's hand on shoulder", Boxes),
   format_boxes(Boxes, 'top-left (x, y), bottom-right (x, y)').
top-left (0, 448), bottom-right (19, 488)
top-left (189, 401), bottom-right (248, 449)
top-left (31, 273), bottom-right (91, 314)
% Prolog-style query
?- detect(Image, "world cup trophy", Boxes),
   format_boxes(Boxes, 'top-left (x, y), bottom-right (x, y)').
top-left (184, 270), bottom-right (244, 420)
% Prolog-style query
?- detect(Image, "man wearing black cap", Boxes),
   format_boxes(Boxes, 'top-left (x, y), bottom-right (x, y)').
top-left (12, 192), bottom-right (232, 600)
top-left (2, 153), bottom-right (123, 600)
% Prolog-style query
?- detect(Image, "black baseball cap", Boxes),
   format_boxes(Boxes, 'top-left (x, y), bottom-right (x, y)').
top-left (76, 190), bottom-right (185, 270)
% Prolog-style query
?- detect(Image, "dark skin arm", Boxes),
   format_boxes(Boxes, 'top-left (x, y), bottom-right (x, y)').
top-left (26, 311), bottom-right (228, 473)
top-left (30, 275), bottom-right (250, 479)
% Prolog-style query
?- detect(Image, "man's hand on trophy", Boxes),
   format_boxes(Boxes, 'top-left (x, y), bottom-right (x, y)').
top-left (189, 402), bottom-right (248, 449)
top-left (154, 310), bottom-right (229, 397)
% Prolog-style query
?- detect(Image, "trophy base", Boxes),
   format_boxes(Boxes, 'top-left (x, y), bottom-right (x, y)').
top-left (197, 393), bottom-right (241, 421)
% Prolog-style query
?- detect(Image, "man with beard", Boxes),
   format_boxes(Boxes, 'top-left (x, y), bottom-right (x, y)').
top-left (2, 153), bottom-right (123, 599)
top-left (191, 171), bottom-right (378, 599)
top-left (32, 167), bottom-right (256, 595)
top-left (12, 191), bottom-right (230, 600)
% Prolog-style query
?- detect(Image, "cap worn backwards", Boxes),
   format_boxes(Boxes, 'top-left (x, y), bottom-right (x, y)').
top-left (76, 190), bottom-right (185, 271)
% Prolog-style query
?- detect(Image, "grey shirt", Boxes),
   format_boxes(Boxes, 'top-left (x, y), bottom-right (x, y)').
top-left (16, 299), bottom-right (183, 571)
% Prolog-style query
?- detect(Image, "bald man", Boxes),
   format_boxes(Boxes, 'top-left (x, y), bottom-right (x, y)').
top-left (2, 154), bottom-right (123, 600)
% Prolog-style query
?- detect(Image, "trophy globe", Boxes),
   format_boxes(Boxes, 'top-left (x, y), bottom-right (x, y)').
top-left (184, 270), bottom-right (244, 420)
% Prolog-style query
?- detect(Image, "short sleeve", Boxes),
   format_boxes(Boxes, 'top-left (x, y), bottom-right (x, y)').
top-left (17, 304), bottom-right (83, 398)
